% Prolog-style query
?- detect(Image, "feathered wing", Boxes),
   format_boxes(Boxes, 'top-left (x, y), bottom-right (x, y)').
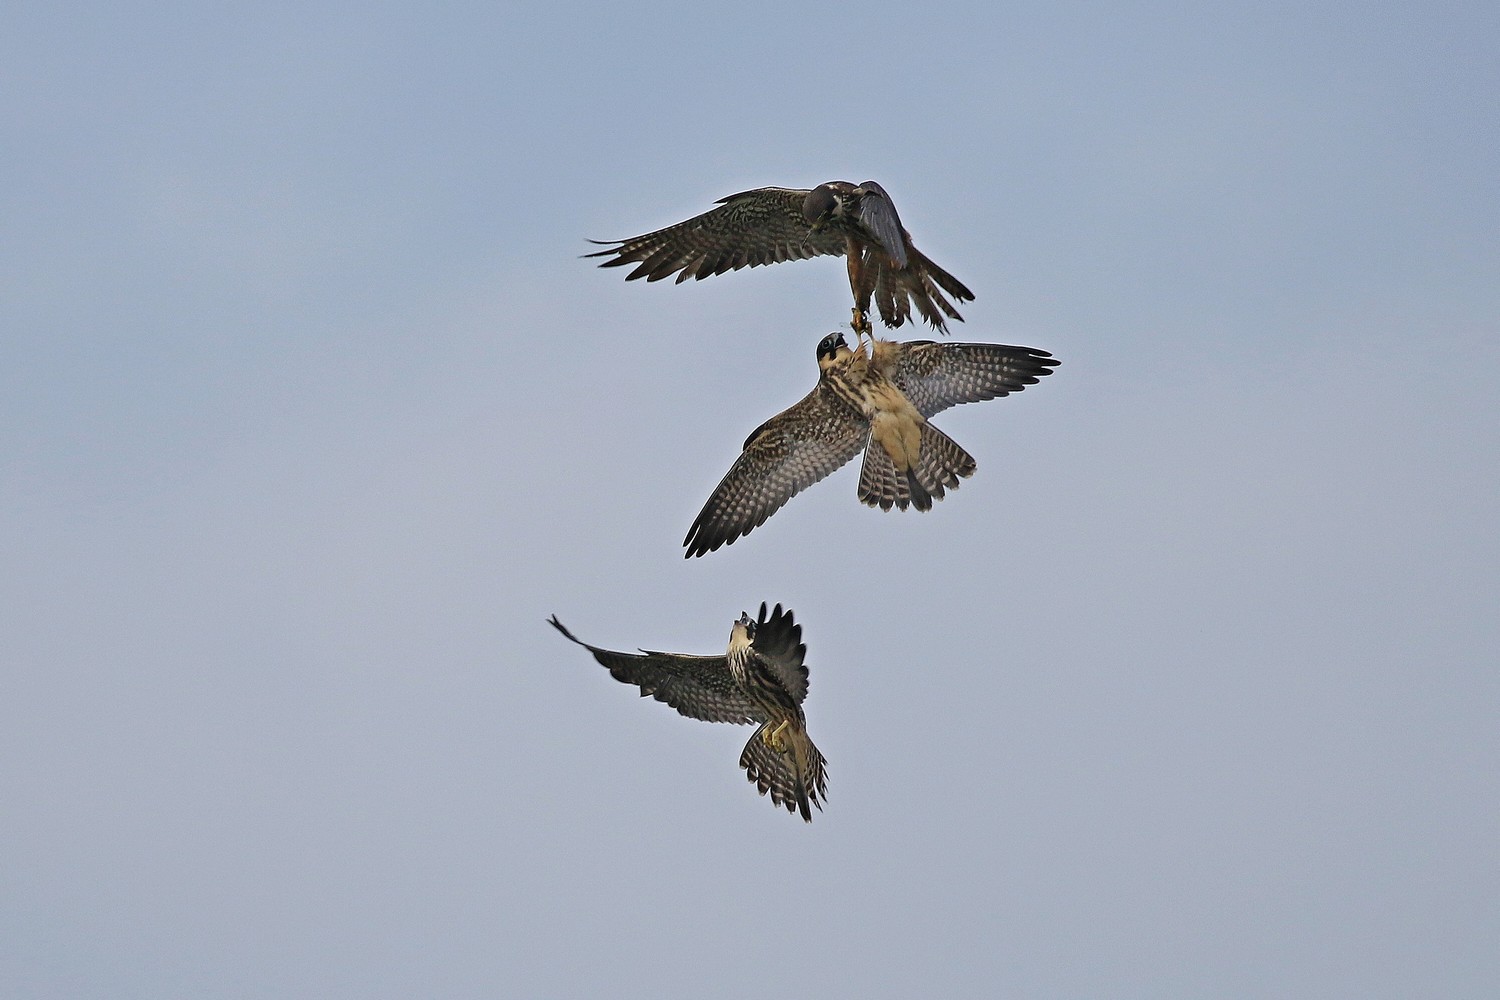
top-left (684, 383), bottom-right (868, 557)
top-left (548, 616), bottom-right (759, 724)
top-left (879, 341), bottom-right (1060, 417)
top-left (852, 181), bottom-right (908, 268)
top-left (856, 422), bottom-right (976, 512)
top-left (585, 187), bottom-right (849, 283)
top-left (747, 602), bottom-right (810, 705)
top-left (740, 724), bottom-right (828, 822)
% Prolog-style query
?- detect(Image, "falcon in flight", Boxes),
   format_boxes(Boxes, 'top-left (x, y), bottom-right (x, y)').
top-left (549, 603), bottom-right (828, 822)
top-left (684, 332), bottom-right (1061, 557)
top-left (586, 181), bottom-right (975, 337)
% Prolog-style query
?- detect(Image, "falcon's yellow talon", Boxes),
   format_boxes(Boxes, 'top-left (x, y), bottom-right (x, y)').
top-left (850, 307), bottom-right (875, 356)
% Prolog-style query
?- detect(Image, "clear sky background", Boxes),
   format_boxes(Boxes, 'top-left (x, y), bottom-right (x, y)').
top-left (4, 2), bottom-right (1497, 997)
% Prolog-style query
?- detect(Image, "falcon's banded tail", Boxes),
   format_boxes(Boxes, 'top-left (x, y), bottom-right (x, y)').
top-left (857, 420), bottom-right (975, 512)
top-left (739, 723), bottom-right (827, 823)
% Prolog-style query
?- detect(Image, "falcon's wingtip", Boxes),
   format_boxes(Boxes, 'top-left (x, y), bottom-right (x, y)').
top-left (548, 615), bottom-right (583, 645)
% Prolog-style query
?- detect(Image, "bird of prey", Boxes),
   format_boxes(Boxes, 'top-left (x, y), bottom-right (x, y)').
top-left (549, 603), bottom-right (828, 822)
top-left (683, 332), bottom-right (1060, 557)
top-left (586, 181), bottom-right (974, 337)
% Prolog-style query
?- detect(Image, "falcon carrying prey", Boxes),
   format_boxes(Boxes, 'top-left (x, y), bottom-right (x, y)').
top-left (586, 181), bottom-right (975, 337)
top-left (683, 332), bottom-right (1061, 557)
top-left (549, 603), bottom-right (828, 822)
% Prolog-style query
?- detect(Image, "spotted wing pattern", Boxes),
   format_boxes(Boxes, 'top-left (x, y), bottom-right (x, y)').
top-left (878, 341), bottom-right (1061, 418)
top-left (584, 187), bottom-right (846, 283)
top-left (548, 616), bottom-right (759, 724)
top-left (684, 382), bottom-right (868, 557)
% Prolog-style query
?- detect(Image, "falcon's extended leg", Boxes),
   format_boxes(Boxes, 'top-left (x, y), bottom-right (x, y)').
top-left (846, 240), bottom-right (875, 354)
top-left (850, 306), bottom-right (872, 353)
top-left (762, 719), bottom-right (791, 753)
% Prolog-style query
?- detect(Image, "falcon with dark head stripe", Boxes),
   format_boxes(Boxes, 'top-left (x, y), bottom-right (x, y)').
top-left (586, 181), bottom-right (974, 337)
top-left (549, 603), bottom-right (828, 822)
top-left (684, 332), bottom-right (1061, 557)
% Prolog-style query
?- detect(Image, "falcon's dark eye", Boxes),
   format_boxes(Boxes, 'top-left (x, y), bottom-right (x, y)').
top-left (816, 332), bottom-right (845, 359)
top-left (802, 186), bottom-right (836, 225)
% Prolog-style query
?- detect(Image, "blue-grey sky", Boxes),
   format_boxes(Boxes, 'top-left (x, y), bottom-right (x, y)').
top-left (4, 2), bottom-right (1497, 997)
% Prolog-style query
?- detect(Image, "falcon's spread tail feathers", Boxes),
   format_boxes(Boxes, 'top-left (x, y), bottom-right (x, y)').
top-left (857, 420), bottom-right (976, 512)
top-left (740, 723), bottom-right (828, 822)
top-left (868, 244), bottom-right (974, 334)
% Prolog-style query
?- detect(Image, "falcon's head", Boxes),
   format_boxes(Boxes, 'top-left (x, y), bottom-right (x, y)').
top-left (816, 331), bottom-right (848, 361)
top-left (801, 183), bottom-right (844, 229)
top-left (730, 612), bottom-right (757, 651)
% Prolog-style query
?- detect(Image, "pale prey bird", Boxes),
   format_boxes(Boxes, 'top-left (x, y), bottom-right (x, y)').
top-left (684, 332), bottom-right (1060, 557)
top-left (586, 181), bottom-right (974, 337)
top-left (549, 603), bottom-right (828, 822)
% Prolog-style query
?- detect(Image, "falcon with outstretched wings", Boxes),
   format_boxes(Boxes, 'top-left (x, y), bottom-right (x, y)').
top-left (549, 603), bottom-right (828, 821)
top-left (684, 333), bottom-right (1061, 557)
top-left (586, 182), bottom-right (974, 336)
